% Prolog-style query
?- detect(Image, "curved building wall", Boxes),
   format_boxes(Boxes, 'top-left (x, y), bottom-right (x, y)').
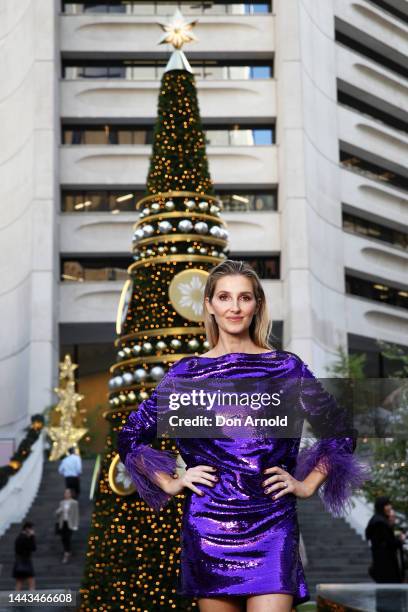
top-left (0, 0), bottom-right (58, 446)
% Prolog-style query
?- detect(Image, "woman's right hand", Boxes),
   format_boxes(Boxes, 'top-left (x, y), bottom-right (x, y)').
top-left (157, 465), bottom-right (218, 497)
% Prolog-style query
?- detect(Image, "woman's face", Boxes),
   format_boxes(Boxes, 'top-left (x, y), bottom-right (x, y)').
top-left (206, 275), bottom-right (258, 336)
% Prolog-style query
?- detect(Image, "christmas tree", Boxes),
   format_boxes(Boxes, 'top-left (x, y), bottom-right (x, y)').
top-left (79, 10), bottom-right (229, 611)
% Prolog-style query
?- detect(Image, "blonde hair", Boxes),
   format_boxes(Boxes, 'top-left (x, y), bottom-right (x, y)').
top-left (203, 259), bottom-right (276, 350)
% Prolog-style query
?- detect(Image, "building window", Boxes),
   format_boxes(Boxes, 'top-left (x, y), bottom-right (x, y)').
top-left (218, 191), bottom-right (277, 211)
top-left (348, 333), bottom-right (408, 378)
top-left (335, 28), bottom-right (408, 80)
top-left (62, 59), bottom-right (274, 80)
top-left (343, 211), bottom-right (408, 251)
top-left (62, 124), bottom-right (275, 146)
top-left (61, 257), bottom-right (132, 282)
top-left (61, 2), bottom-right (273, 16)
top-left (233, 256), bottom-right (280, 279)
top-left (340, 151), bottom-right (408, 192)
top-left (337, 89), bottom-right (408, 135)
top-left (61, 189), bottom-right (278, 213)
top-left (345, 274), bottom-right (408, 310)
top-left (61, 190), bottom-right (144, 212)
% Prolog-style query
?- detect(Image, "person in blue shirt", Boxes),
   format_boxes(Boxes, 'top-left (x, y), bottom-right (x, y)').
top-left (58, 447), bottom-right (82, 499)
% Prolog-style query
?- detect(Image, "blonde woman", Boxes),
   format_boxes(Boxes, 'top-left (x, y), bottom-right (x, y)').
top-left (118, 259), bottom-right (368, 612)
top-left (55, 488), bottom-right (79, 563)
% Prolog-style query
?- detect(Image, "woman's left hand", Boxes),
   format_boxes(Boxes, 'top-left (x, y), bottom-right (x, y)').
top-left (262, 466), bottom-right (314, 500)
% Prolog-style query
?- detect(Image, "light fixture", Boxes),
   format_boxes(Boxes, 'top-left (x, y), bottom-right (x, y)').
top-left (62, 274), bottom-right (84, 282)
top-left (116, 193), bottom-right (134, 203)
top-left (232, 195), bottom-right (249, 204)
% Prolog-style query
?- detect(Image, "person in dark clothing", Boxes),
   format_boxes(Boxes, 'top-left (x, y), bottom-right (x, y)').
top-left (12, 521), bottom-right (36, 590)
top-left (365, 496), bottom-right (405, 583)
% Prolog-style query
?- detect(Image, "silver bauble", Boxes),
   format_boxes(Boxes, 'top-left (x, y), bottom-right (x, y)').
top-left (165, 200), bottom-right (175, 211)
top-left (132, 345), bottom-right (142, 355)
top-left (122, 372), bottom-right (134, 386)
top-left (142, 224), bottom-right (154, 237)
top-left (198, 201), bottom-right (209, 211)
top-left (187, 247), bottom-right (195, 254)
top-left (108, 378), bottom-right (116, 390)
top-left (178, 219), bottom-right (193, 233)
top-left (170, 339), bottom-right (182, 349)
top-left (134, 228), bottom-right (144, 241)
top-left (185, 200), bottom-right (196, 210)
top-left (194, 221), bottom-right (208, 234)
top-left (188, 338), bottom-right (200, 349)
top-left (158, 220), bottom-right (172, 234)
top-left (133, 368), bottom-right (147, 382)
top-left (156, 341), bottom-right (167, 351)
top-left (151, 202), bottom-right (160, 212)
top-left (150, 366), bottom-right (165, 381)
top-left (142, 342), bottom-right (153, 353)
top-left (200, 247), bottom-right (207, 254)
top-left (170, 246), bottom-right (178, 253)
top-left (113, 375), bottom-right (123, 388)
top-left (117, 350), bottom-right (125, 360)
top-left (210, 225), bottom-right (222, 238)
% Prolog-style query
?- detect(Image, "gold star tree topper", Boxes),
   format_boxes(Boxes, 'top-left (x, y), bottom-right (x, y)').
top-left (157, 9), bottom-right (198, 74)
top-left (157, 8), bottom-right (198, 49)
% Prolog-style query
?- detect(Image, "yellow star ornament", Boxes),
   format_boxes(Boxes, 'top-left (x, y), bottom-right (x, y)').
top-left (157, 8), bottom-right (198, 50)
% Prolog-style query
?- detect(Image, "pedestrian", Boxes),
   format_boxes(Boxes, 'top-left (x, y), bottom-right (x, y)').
top-left (12, 521), bottom-right (36, 591)
top-left (55, 488), bottom-right (79, 563)
top-left (58, 447), bottom-right (82, 498)
top-left (365, 495), bottom-right (406, 583)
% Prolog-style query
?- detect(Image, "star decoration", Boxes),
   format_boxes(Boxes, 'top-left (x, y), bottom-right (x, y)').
top-left (59, 354), bottom-right (78, 382)
top-left (157, 8), bottom-right (198, 50)
top-left (47, 354), bottom-right (88, 461)
top-left (47, 426), bottom-right (88, 462)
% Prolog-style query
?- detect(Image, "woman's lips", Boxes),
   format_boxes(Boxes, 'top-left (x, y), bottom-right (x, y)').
top-left (227, 317), bottom-right (243, 321)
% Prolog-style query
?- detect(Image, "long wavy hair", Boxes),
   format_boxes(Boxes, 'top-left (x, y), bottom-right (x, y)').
top-left (202, 259), bottom-right (276, 350)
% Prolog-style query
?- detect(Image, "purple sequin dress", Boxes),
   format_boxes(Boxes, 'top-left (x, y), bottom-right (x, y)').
top-left (117, 350), bottom-right (369, 606)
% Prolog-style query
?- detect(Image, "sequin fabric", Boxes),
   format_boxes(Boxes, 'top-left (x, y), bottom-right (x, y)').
top-left (117, 350), bottom-right (369, 605)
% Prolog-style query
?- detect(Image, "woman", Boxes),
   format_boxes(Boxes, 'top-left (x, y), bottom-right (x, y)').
top-left (55, 488), bottom-right (79, 563)
top-left (365, 496), bottom-right (406, 583)
top-left (12, 521), bottom-right (36, 591)
top-left (118, 259), bottom-right (369, 611)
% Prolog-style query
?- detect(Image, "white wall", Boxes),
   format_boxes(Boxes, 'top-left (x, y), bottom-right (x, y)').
top-left (0, 0), bottom-right (59, 445)
top-left (275, 0), bottom-right (348, 375)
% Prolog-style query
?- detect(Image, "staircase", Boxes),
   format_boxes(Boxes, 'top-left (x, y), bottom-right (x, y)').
top-left (298, 494), bottom-right (373, 600)
top-left (0, 458), bottom-right (373, 608)
top-left (0, 454), bottom-right (94, 595)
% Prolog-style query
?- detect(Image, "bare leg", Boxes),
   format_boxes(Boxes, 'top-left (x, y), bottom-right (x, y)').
top-left (15, 579), bottom-right (23, 591)
top-left (198, 595), bottom-right (246, 612)
top-left (247, 593), bottom-right (294, 612)
top-left (27, 577), bottom-right (35, 590)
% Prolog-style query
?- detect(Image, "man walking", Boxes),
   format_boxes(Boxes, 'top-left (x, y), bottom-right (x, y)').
top-left (58, 447), bottom-right (82, 499)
